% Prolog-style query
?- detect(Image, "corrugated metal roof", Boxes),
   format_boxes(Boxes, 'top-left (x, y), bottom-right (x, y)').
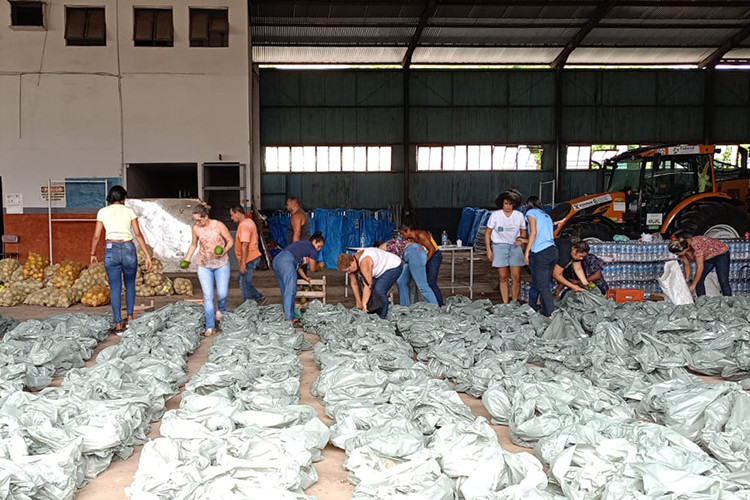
top-left (420, 26), bottom-right (579, 46)
top-left (411, 47), bottom-right (563, 65)
top-left (585, 27), bottom-right (737, 46)
top-left (253, 25), bottom-right (415, 45)
top-left (249, 1), bottom-right (750, 65)
top-left (567, 47), bottom-right (715, 65)
top-left (253, 46), bottom-right (407, 64)
top-left (723, 48), bottom-right (750, 60)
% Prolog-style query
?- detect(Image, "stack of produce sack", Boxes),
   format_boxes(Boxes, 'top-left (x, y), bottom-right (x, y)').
top-left (0, 246), bottom-right (193, 308)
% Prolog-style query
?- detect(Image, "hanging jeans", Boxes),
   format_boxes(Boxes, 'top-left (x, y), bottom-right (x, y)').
top-left (397, 245), bottom-right (438, 306)
top-left (239, 256), bottom-right (264, 302)
top-left (273, 250), bottom-right (298, 320)
top-left (103, 241), bottom-right (138, 324)
top-left (696, 251), bottom-right (732, 296)
top-left (197, 263), bottom-right (230, 329)
top-left (371, 264), bottom-right (403, 319)
top-left (528, 245), bottom-right (558, 317)
top-left (425, 250), bottom-right (444, 306)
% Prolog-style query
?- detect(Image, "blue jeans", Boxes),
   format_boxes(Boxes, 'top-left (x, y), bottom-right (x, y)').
top-left (197, 263), bottom-right (230, 329)
top-left (426, 250), bottom-right (444, 306)
top-left (104, 241), bottom-right (137, 324)
top-left (397, 245), bottom-right (438, 306)
top-left (529, 245), bottom-right (558, 317)
top-left (696, 251), bottom-right (732, 296)
top-left (273, 251), bottom-right (298, 320)
top-left (372, 264), bottom-right (403, 319)
top-left (239, 256), bottom-right (263, 302)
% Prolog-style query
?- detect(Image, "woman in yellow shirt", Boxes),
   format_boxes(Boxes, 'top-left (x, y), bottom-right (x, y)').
top-left (89, 186), bottom-right (152, 332)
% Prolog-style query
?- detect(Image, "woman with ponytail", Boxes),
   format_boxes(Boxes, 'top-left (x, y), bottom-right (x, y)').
top-left (90, 185), bottom-right (152, 333)
top-left (183, 202), bottom-right (234, 335)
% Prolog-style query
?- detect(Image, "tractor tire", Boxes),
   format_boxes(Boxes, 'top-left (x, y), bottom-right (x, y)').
top-left (670, 201), bottom-right (750, 239)
top-left (560, 219), bottom-right (615, 243)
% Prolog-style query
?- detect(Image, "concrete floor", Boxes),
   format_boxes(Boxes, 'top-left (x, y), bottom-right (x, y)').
top-left (2, 256), bottom-right (720, 499)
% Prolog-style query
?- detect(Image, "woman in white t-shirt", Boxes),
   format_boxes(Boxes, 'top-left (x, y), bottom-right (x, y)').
top-left (484, 191), bottom-right (527, 303)
top-left (89, 186), bottom-right (152, 333)
top-left (337, 248), bottom-right (403, 319)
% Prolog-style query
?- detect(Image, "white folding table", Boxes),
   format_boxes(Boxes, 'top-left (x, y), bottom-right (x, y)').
top-left (438, 245), bottom-right (474, 299)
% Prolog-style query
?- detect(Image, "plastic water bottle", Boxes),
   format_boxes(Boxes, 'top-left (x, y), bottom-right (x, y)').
top-left (441, 231), bottom-right (448, 247)
top-left (360, 233), bottom-right (366, 248)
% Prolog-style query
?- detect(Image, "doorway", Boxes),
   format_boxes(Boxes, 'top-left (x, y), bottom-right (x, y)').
top-left (203, 163), bottom-right (245, 224)
top-left (126, 163), bottom-right (198, 198)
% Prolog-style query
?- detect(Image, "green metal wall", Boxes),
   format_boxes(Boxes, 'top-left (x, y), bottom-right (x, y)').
top-left (260, 68), bottom-right (750, 210)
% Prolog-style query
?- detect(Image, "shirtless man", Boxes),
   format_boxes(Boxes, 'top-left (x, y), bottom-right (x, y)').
top-left (285, 197), bottom-right (311, 246)
top-left (399, 224), bottom-right (444, 306)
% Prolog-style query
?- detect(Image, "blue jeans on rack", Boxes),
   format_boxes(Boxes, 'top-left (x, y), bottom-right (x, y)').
top-left (426, 250), bottom-right (444, 306)
top-left (528, 245), bottom-right (558, 317)
top-left (197, 263), bottom-right (230, 329)
top-left (103, 241), bottom-right (137, 324)
top-left (273, 251), bottom-right (298, 320)
top-left (397, 244), bottom-right (438, 306)
top-left (239, 256), bottom-right (263, 302)
top-left (372, 264), bottom-right (403, 319)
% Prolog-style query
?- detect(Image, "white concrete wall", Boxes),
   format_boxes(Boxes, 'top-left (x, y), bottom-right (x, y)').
top-left (0, 0), bottom-right (250, 208)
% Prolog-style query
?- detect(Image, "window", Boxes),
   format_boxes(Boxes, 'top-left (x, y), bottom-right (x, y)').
top-left (11, 1), bottom-right (44, 27)
top-left (264, 146), bottom-right (392, 173)
top-left (189, 8), bottom-right (228, 47)
top-left (416, 145), bottom-right (541, 171)
top-left (133, 8), bottom-right (173, 47)
top-left (567, 145), bottom-right (636, 170)
top-left (65, 7), bottom-right (105, 46)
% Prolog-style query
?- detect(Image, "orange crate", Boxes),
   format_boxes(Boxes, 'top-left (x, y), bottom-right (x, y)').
top-left (607, 288), bottom-right (644, 303)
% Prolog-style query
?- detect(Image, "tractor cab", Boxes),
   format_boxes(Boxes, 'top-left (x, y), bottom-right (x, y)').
top-left (603, 145), bottom-right (716, 233)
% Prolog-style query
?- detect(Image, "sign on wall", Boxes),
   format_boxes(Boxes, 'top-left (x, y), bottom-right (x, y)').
top-left (41, 184), bottom-right (66, 207)
top-left (4, 193), bottom-right (23, 214)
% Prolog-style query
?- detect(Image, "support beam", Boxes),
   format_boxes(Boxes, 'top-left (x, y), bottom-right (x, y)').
top-left (550, 0), bottom-right (618, 69)
top-left (703, 68), bottom-right (714, 144)
top-left (402, 68), bottom-right (412, 222)
top-left (554, 68), bottom-right (564, 201)
top-left (698, 24), bottom-right (750, 69)
top-left (401, 0), bottom-right (436, 68)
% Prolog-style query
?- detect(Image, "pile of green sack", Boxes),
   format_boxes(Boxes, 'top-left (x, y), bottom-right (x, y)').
top-left (127, 301), bottom-right (329, 500)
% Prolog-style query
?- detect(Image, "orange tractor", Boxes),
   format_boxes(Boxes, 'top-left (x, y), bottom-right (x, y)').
top-left (552, 144), bottom-right (750, 241)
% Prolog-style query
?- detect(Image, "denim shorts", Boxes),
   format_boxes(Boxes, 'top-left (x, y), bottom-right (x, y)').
top-left (492, 242), bottom-right (525, 267)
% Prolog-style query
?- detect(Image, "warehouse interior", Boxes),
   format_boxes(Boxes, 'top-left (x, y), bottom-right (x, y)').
top-left (2, 0), bottom-right (750, 499)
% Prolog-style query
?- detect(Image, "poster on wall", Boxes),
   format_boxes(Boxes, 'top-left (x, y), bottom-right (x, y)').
top-left (41, 184), bottom-right (66, 208)
top-left (4, 193), bottom-right (23, 214)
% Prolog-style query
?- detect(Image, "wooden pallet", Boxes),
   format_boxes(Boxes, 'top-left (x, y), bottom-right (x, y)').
top-left (295, 276), bottom-right (327, 305)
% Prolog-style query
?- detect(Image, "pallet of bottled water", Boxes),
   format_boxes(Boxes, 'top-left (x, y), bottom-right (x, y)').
top-left (518, 240), bottom-right (750, 302)
top-left (589, 239), bottom-right (750, 297)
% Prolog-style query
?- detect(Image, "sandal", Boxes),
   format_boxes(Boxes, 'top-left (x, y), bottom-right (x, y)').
top-left (204, 328), bottom-right (218, 337)
top-left (114, 323), bottom-right (124, 335)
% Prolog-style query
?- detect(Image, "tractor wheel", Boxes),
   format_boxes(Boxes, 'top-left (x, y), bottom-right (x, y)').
top-left (671, 201), bottom-right (750, 239)
top-left (560, 219), bottom-right (615, 243)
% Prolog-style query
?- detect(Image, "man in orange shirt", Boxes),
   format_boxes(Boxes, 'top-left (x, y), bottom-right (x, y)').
top-left (230, 206), bottom-right (265, 304)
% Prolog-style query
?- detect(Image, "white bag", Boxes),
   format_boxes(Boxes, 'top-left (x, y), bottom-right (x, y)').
top-left (704, 270), bottom-right (721, 297)
top-left (658, 260), bottom-right (694, 305)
